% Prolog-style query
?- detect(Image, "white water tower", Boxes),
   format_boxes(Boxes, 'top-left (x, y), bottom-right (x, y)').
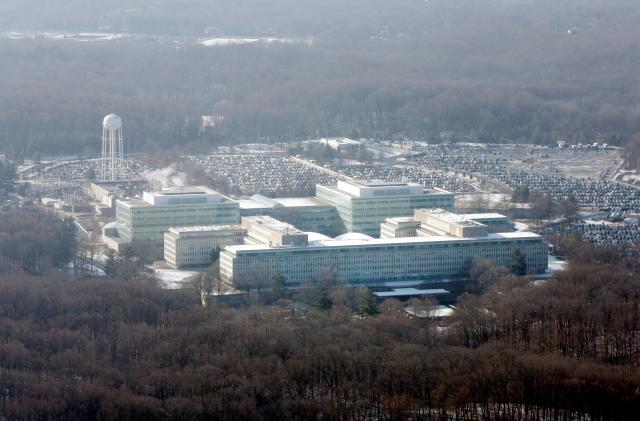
top-left (100, 113), bottom-right (124, 181)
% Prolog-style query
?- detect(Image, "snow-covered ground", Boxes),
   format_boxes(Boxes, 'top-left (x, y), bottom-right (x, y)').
top-left (198, 37), bottom-right (312, 47)
top-left (1, 31), bottom-right (129, 42)
top-left (155, 268), bottom-right (200, 289)
top-left (1, 31), bottom-right (313, 48)
top-left (513, 221), bottom-right (530, 232)
top-left (547, 255), bottom-right (567, 273)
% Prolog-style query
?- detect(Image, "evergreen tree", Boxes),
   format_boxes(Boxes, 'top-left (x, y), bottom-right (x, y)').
top-left (271, 272), bottom-right (286, 301)
top-left (85, 168), bottom-right (97, 181)
top-left (359, 289), bottom-right (379, 316)
top-left (104, 250), bottom-right (117, 277)
top-left (209, 246), bottom-right (221, 264)
top-left (511, 248), bottom-right (528, 275)
top-left (315, 291), bottom-right (333, 310)
top-left (119, 244), bottom-right (136, 261)
top-left (0, 161), bottom-right (16, 193)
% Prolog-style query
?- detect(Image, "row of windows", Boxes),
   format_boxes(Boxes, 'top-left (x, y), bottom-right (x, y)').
top-left (225, 245), bottom-right (548, 281)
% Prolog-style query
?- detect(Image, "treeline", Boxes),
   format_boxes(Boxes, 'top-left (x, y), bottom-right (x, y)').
top-left (0, 208), bottom-right (76, 274)
top-left (457, 262), bottom-right (640, 365)
top-left (1, 0), bottom-right (640, 158)
top-left (0, 251), bottom-right (638, 418)
top-left (0, 160), bottom-right (16, 193)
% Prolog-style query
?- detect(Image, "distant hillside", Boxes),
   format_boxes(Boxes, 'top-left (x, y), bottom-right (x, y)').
top-left (1, 0), bottom-right (639, 157)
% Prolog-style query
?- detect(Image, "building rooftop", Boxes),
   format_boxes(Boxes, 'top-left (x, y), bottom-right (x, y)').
top-left (155, 186), bottom-right (215, 195)
top-left (306, 232), bottom-right (333, 242)
top-left (242, 215), bottom-right (305, 236)
top-left (238, 195), bottom-right (329, 210)
top-left (374, 288), bottom-right (449, 298)
top-left (275, 197), bottom-right (327, 207)
top-left (462, 213), bottom-right (509, 221)
top-left (119, 185), bottom-right (233, 207)
top-left (223, 231), bottom-right (542, 254)
top-left (386, 217), bottom-right (421, 223)
top-left (168, 225), bottom-right (244, 234)
top-left (416, 208), bottom-right (489, 228)
top-left (321, 179), bottom-right (449, 199)
top-left (354, 179), bottom-right (418, 188)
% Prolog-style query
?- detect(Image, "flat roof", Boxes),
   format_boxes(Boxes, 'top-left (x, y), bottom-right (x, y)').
top-left (239, 196), bottom-right (329, 209)
top-left (169, 225), bottom-right (243, 233)
top-left (463, 213), bottom-right (509, 220)
top-left (244, 215), bottom-right (305, 235)
top-left (118, 198), bottom-right (151, 208)
top-left (275, 197), bottom-right (328, 207)
top-left (238, 200), bottom-right (271, 210)
top-left (374, 288), bottom-right (449, 298)
top-left (383, 217), bottom-right (421, 224)
top-left (354, 179), bottom-right (419, 187)
top-left (319, 182), bottom-right (450, 199)
top-left (418, 209), bottom-right (487, 228)
top-left (224, 231), bottom-right (542, 253)
top-left (155, 186), bottom-right (215, 195)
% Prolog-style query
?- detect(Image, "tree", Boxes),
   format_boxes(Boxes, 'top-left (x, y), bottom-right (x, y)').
top-left (271, 272), bottom-right (286, 301)
top-left (315, 291), bottom-right (333, 310)
top-left (234, 263), bottom-right (271, 295)
top-left (105, 250), bottom-right (117, 277)
top-left (530, 193), bottom-right (555, 221)
top-left (511, 186), bottom-right (530, 204)
top-left (85, 168), bottom-right (97, 181)
top-left (511, 248), bottom-right (527, 275)
top-left (468, 258), bottom-right (510, 294)
top-left (118, 244), bottom-right (136, 261)
top-left (406, 296), bottom-right (438, 317)
top-left (209, 246), bottom-right (221, 264)
top-left (556, 194), bottom-right (579, 219)
top-left (358, 288), bottom-right (379, 316)
top-left (0, 161), bottom-right (16, 193)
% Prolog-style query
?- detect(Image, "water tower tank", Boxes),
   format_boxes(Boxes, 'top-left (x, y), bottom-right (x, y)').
top-left (103, 114), bottom-right (123, 131)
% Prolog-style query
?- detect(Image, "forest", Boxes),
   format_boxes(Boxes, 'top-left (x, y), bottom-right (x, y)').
top-left (0, 218), bottom-right (638, 419)
top-left (1, 0), bottom-right (640, 159)
top-left (0, 209), bottom-right (76, 274)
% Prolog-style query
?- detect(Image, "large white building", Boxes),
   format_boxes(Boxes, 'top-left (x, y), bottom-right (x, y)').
top-left (316, 180), bottom-right (454, 236)
top-left (105, 186), bottom-right (240, 250)
top-left (220, 210), bottom-right (547, 285)
top-left (164, 225), bottom-right (246, 269)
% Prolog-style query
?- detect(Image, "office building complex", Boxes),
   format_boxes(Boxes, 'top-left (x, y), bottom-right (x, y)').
top-left (220, 210), bottom-right (547, 285)
top-left (105, 186), bottom-right (239, 250)
top-left (164, 225), bottom-right (246, 269)
top-left (316, 180), bottom-right (454, 236)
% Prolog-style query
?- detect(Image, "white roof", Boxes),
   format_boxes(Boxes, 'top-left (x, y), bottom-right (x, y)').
top-left (306, 232), bottom-right (333, 242)
top-left (375, 288), bottom-right (449, 298)
top-left (334, 232), bottom-right (374, 241)
top-left (169, 225), bottom-right (243, 234)
top-left (238, 196), bottom-right (328, 209)
top-left (275, 197), bottom-right (326, 207)
top-left (463, 213), bottom-right (508, 220)
top-left (238, 199), bottom-right (270, 210)
top-left (223, 231), bottom-right (542, 254)
top-left (385, 217), bottom-right (420, 223)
